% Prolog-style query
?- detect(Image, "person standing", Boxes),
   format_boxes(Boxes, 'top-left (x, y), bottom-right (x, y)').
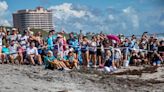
top-left (81, 36), bottom-right (90, 67)
top-left (89, 36), bottom-right (97, 68)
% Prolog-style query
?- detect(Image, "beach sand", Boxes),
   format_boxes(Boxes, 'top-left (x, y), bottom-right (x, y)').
top-left (0, 64), bottom-right (164, 92)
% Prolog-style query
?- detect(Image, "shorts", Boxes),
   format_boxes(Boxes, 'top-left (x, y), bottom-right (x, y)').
top-left (97, 50), bottom-right (101, 56)
top-left (11, 54), bottom-right (18, 59)
top-left (89, 51), bottom-right (97, 55)
top-left (104, 59), bottom-right (112, 67)
top-left (4, 54), bottom-right (10, 60)
top-left (81, 50), bottom-right (87, 53)
top-left (74, 50), bottom-right (79, 54)
top-left (153, 60), bottom-right (161, 65)
top-left (114, 58), bottom-right (120, 62)
top-left (38, 49), bottom-right (43, 54)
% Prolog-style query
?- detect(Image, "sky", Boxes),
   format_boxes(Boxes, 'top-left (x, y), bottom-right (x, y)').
top-left (0, 0), bottom-right (164, 35)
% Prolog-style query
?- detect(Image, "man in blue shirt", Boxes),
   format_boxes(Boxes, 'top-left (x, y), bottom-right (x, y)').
top-left (67, 33), bottom-right (80, 58)
top-left (47, 31), bottom-right (53, 50)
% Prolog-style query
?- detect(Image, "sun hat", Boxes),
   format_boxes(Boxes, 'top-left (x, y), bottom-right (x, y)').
top-left (47, 50), bottom-right (53, 56)
top-left (69, 48), bottom-right (74, 52)
top-left (12, 28), bottom-right (17, 31)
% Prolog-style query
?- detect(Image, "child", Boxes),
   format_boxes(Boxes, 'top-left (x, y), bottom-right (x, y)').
top-left (114, 48), bottom-right (122, 68)
top-left (63, 51), bottom-right (78, 69)
top-left (103, 50), bottom-right (117, 73)
top-left (44, 51), bottom-right (67, 70)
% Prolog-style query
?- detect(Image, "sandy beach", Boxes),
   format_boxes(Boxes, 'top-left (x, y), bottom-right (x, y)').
top-left (0, 64), bottom-right (164, 92)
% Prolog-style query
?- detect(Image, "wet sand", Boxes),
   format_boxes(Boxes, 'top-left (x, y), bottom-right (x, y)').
top-left (0, 64), bottom-right (164, 92)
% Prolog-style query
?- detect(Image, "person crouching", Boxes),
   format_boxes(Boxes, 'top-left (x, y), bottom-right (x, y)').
top-left (63, 51), bottom-right (78, 69)
top-left (44, 51), bottom-right (65, 70)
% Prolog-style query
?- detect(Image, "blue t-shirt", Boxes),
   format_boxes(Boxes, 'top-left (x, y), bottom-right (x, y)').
top-left (105, 57), bottom-right (113, 67)
top-left (130, 40), bottom-right (136, 48)
top-left (64, 56), bottom-right (74, 64)
top-left (65, 55), bottom-right (74, 60)
top-left (2, 47), bottom-right (10, 55)
top-left (44, 56), bottom-right (56, 68)
top-left (47, 37), bottom-right (53, 50)
top-left (68, 39), bottom-right (79, 51)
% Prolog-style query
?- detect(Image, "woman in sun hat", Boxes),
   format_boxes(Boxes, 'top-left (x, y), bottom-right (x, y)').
top-left (44, 50), bottom-right (56, 69)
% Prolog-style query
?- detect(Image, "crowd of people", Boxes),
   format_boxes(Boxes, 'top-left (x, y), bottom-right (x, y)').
top-left (0, 27), bottom-right (163, 72)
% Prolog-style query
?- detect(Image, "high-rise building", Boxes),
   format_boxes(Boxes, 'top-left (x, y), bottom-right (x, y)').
top-left (13, 7), bottom-right (53, 31)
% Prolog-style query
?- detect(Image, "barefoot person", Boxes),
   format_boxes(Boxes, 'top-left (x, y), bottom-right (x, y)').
top-left (26, 42), bottom-right (42, 65)
top-left (2, 44), bottom-right (10, 64)
top-left (8, 41), bottom-right (23, 64)
top-left (81, 36), bottom-right (90, 67)
top-left (44, 51), bottom-right (64, 70)
top-left (89, 36), bottom-right (97, 68)
top-left (0, 27), bottom-right (5, 64)
top-left (63, 51), bottom-right (78, 69)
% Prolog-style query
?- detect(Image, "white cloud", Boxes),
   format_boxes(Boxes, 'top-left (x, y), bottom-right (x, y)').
top-left (0, 1), bottom-right (8, 17)
top-left (0, 19), bottom-right (10, 26)
top-left (159, 20), bottom-right (164, 26)
top-left (49, 3), bottom-right (87, 20)
top-left (73, 22), bottom-right (83, 29)
top-left (108, 14), bottom-right (114, 20)
top-left (123, 7), bottom-right (139, 28)
top-left (48, 3), bottom-right (163, 35)
top-left (0, 1), bottom-right (8, 12)
top-left (122, 22), bottom-right (127, 30)
top-left (49, 3), bottom-right (97, 21)
top-left (132, 15), bottom-right (139, 28)
top-left (0, 1), bottom-right (11, 26)
top-left (123, 7), bottom-right (131, 14)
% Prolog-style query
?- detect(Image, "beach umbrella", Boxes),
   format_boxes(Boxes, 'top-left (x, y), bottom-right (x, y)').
top-left (107, 34), bottom-right (120, 43)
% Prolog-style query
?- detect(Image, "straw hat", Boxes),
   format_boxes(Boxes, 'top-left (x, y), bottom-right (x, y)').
top-left (12, 28), bottom-right (17, 31)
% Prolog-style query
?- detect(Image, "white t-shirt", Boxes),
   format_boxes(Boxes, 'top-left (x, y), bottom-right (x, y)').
top-left (114, 49), bottom-right (122, 59)
top-left (17, 34), bottom-right (22, 39)
top-left (10, 35), bottom-right (18, 41)
top-left (9, 44), bottom-right (18, 54)
top-left (89, 41), bottom-right (97, 52)
top-left (20, 35), bottom-right (29, 49)
top-left (26, 47), bottom-right (38, 55)
top-left (0, 32), bottom-right (5, 46)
